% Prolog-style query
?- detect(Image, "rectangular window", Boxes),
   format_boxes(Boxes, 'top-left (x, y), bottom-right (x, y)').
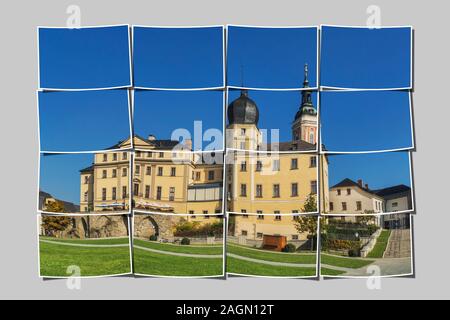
top-left (347, 188), bottom-right (351, 195)
top-left (241, 209), bottom-right (248, 218)
top-left (156, 186), bottom-right (162, 200)
top-left (136, 151), bottom-right (141, 158)
top-left (240, 142), bottom-right (246, 150)
top-left (392, 202), bottom-right (398, 207)
top-left (112, 153), bottom-right (117, 161)
top-left (241, 230), bottom-right (248, 236)
top-left (158, 167), bottom-right (163, 176)
top-left (292, 235), bottom-right (299, 240)
top-left (291, 183), bottom-right (298, 197)
top-left (147, 152), bottom-right (152, 158)
top-left (145, 185), bottom-right (150, 199)
top-left (291, 158), bottom-right (298, 170)
top-left (256, 232), bottom-right (263, 239)
top-left (272, 159), bottom-right (280, 171)
top-left (203, 210), bottom-right (209, 219)
top-left (122, 167), bottom-right (127, 177)
top-left (134, 184), bottom-right (140, 196)
top-left (240, 161), bottom-right (247, 172)
top-left (122, 186), bottom-right (127, 199)
top-left (135, 165), bottom-right (140, 175)
top-left (171, 167), bottom-right (176, 177)
top-left (310, 180), bottom-right (317, 195)
top-left (159, 152), bottom-right (164, 158)
top-left (102, 170), bottom-right (107, 179)
top-left (208, 170), bottom-right (215, 181)
top-left (310, 156), bottom-right (317, 168)
top-left (256, 184), bottom-right (263, 198)
top-left (274, 212), bottom-right (281, 221)
top-left (84, 192), bottom-right (88, 202)
top-left (241, 128), bottom-right (246, 136)
top-left (273, 184), bottom-right (280, 198)
top-left (356, 201), bottom-right (362, 211)
top-left (329, 202), bottom-right (334, 211)
top-left (195, 172), bottom-right (201, 180)
top-left (240, 184), bottom-right (247, 197)
top-left (122, 152), bottom-right (127, 160)
top-left (146, 166), bottom-right (151, 175)
top-left (102, 188), bottom-right (107, 201)
top-left (342, 202), bottom-right (347, 211)
top-left (256, 161), bottom-right (263, 172)
top-left (84, 176), bottom-right (89, 184)
top-left (169, 187), bottom-right (175, 201)
top-left (257, 211), bottom-right (264, 220)
top-left (337, 189), bottom-right (341, 196)
top-left (112, 169), bottom-right (117, 178)
top-left (189, 210), bottom-right (196, 219)
top-left (103, 154), bottom-right (107, 162)
top-left (112, 187), bottom-right (116, 200)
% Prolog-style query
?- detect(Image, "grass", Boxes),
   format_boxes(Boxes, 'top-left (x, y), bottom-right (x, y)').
top-left (367, 230), bottom-right (392, 258)
top-left (227, 257), bottom-right (317, 277)
top-left (39, 239), bottom-right (131, 277)
top-left (227, 243), bottom-right (317, 264)
top-left (320, 254), bottom-right (374, 269)
top-left (134, 239), bottom-right (223, 255)
top-left (40, 236), bottom-right (129, 245)
top-left (134, 247), bottom-right (223, 276)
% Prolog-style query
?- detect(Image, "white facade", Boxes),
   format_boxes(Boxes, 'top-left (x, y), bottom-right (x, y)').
top-left (329, 185), bottom-right (384, 215)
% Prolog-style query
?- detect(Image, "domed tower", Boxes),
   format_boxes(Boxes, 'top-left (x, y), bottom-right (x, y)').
top-left (226, 90), bottom-right (262, 150)
top-left (292, 64), bottom-right (318, 144)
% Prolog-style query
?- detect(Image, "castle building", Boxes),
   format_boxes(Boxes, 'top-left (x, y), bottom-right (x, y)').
top-left (227, 65), bottom-right (329, 241)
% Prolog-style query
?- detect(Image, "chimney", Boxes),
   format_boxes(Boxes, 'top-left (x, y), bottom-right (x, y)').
top-left (357, 179), bottom-right (363, 187)
top-left (365, 183), bottom-right (369, 190)
top-left (148, 134), bottom-right (156, 141)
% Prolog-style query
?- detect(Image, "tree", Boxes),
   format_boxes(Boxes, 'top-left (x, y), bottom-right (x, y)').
top-left (41, 200), bottom-right (71, 237)
top-left (294, 194), bottom-right (325, 251)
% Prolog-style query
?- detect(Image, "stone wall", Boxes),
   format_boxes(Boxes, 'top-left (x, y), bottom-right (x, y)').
top-left (133, 214), bottom-right (184, 240)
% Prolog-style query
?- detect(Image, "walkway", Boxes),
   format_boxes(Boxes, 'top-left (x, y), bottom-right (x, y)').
top-left (39, 239), bottom-right (129, 248)
top-left (383, 229), bottom-right (411, 258)
top-left (134, 245), bottom-right (222, 259)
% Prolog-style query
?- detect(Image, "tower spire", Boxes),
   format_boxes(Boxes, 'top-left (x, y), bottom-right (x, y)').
top-left (303, 63), bottom-right (309, 88)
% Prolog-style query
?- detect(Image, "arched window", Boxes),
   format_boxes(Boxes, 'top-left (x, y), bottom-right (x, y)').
top-left (309, 131), bottom-right (315, 144)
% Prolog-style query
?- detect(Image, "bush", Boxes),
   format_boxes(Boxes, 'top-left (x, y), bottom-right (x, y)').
top-left (282, 243), bottom-right (297, 253)
top-left (149, 235), bottom-right (157, 241)
top-left (174, 220), bottom-right (223, 238)
top-left (181, 237), bottom-right (190, 245)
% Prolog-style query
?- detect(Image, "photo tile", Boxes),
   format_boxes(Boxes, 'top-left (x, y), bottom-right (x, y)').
top-left (38, 89), bottom-right (132, 153)
top-left (133, 26), bottom-right (224, 89)
top-left (38, 214), bottom-right (132, 278)
top-left (323, 152), bottom-right (413, 216)
top-left (320, 90), bottom-right (414, 153)
top-left (319, 213), bottom-right (413, 278)
top-left (38, 25), bottom-right (131, 90)
top-left (227, 213), bottom-right (318, 278)
top-left (226, 88), bottom-right (318, 152)
top-left (227, 26), bottom-right (318, 89)
top-left (320, 25), bottom-right (412, 90)
top-left (133, 90), bottom-right (225, 152)
top-left (133, 212), bottom-right (225, 278)
top-left (132, 150), bottom-right (224, 216)
top-left (39, 152), bottom-right (133, 215)
top-left (225, 151), bottom-right (321, 215)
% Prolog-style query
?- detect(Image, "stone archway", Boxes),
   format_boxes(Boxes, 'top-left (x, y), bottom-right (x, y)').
top-left (134, 214), bottom-right (183, 240)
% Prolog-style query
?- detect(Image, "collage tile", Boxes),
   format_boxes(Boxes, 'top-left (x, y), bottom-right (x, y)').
top-left (36, 24), bottom-right (415, 279)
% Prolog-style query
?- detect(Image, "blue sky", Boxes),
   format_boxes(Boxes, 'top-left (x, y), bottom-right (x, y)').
top-left (227, 26), bottom-right (317, 89)
top-left (321, 26), bottom-right (412, 89)
top-left (133, 26), bottom-right (224, 89)
top-left (134, 90), bottom-right (224, 150)
top-left (328, 152), bottom-right (411, 190)
top-left (227, 89), bottom-right (317, 143)
top-left (39, 26), bottom-right (131, 89)
top-left (39, 90), bottom-right (131, 152)
top-left (40, 153), bottom-right (93, 205)
top-left (320, 91), bottom-right (413, 152)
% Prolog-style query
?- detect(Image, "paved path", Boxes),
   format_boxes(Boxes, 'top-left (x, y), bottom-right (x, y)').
top-left (341, 257), bottom-right (412, 276)
top-left (228, 253), bottom-right (317, 268)
top-left (134, 245), bottom-right (222, 259)
top-left (384, 229), bottom-right (411, 258)
top-left (40, 239), bottom-right (129, 248)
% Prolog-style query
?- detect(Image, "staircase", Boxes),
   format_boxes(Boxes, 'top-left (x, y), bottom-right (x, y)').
top-left (383, 229), bottom-right (411, 258)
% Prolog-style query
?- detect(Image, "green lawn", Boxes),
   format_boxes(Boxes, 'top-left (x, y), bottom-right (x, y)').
top-left (134, 239), bottom-right (223, 255)
top-left (227, 257), bottom-right (317, 277)
top-left (320, 268), bottom-right (346, 276)
top-left (133, 247), bottom-right (223, 277)
top-left (40, 236), bottom-right (130, 245)
top-left (39, 239), bottom-right (131, 277)
top-left (320, 254), bottom-right (374, 269)
top-left (367, 230), bottom-right (392, 258)
top-left (227, 243), bottom-right (317, 264)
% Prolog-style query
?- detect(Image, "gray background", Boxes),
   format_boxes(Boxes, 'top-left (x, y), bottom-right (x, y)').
top-left (0, 0), bottom-right (447, 299)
